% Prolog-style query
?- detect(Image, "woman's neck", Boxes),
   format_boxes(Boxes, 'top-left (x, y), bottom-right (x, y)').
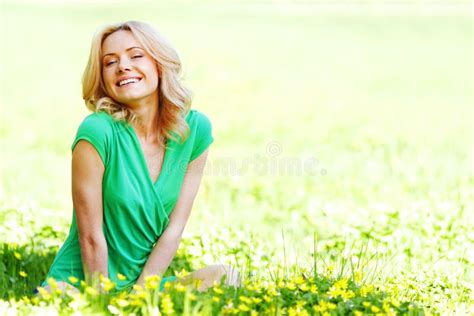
top-left (131, 103), bottom-right (160, 143)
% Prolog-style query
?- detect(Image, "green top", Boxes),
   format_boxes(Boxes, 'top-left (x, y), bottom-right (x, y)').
top-left (41, 109), bottom-right (213, 292)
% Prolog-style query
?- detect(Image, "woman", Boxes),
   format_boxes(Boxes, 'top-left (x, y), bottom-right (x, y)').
top-left (37, 21), bottom-right (240, 295)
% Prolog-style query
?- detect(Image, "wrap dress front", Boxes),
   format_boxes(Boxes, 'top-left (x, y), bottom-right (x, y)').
top-left (40, 109), bottom-right (214, 292)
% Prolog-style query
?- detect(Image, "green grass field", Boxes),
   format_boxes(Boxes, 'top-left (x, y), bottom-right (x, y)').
top-left (1, 1), bottom-right (472, 314)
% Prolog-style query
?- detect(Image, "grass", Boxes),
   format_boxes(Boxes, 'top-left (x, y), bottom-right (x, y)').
top-left (1, 0), bottom-right (472, 314)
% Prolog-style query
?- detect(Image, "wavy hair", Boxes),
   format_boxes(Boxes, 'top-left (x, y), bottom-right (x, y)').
top-left (82, 20), bottom-right (191, 146)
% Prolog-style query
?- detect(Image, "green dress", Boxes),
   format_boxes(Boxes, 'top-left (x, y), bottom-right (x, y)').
top-left (40, 109), bottom-right (214, 293)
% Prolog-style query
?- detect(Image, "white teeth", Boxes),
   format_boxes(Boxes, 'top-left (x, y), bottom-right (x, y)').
top-left (118, 78), bottom-right (140, 86)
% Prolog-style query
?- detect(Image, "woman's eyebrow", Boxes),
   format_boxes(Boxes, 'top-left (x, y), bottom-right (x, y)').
top-left (103, 46), bottom-right (144, 58)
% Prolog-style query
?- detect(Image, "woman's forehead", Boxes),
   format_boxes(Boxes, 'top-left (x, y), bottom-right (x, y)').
top-left (102, 30), bottom-right (142, 55)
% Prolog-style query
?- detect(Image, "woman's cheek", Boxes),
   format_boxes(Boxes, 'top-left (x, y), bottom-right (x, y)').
top-left (104, 73), bottom-right (115, 92)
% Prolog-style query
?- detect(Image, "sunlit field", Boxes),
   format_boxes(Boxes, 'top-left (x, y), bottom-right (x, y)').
top-left (1, 0), bottom-right (472, 314)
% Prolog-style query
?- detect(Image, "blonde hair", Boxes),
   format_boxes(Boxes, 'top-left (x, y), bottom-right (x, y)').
top-left (82, 20), bottom-right (191, 146)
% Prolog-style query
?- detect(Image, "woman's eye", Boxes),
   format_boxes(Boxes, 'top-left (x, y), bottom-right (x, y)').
top-left (104, 55), bottom-right (141, 67)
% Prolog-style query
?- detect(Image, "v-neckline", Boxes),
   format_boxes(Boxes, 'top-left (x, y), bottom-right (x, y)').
top-left (127, 124), bottom-right (170, 187)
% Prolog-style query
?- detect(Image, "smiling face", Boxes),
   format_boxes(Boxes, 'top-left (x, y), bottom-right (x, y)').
top-left (101, 30), bottom-right (159, 109)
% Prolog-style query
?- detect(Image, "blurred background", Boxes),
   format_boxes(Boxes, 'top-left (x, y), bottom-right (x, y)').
top-left (1, 0), bottom-right (472, 309)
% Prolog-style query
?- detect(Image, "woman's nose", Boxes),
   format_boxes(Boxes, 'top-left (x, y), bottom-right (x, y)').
top-left (117, 58), bottom-right (132, 72)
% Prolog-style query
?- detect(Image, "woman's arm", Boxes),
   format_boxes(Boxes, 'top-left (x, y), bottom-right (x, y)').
top-left (72, 140), bottom-right (109, 282)
top-left (135, 148), bottom-right (210, 286)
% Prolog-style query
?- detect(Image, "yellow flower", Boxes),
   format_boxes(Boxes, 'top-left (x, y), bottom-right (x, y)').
top-left (193, 279), bottom-right (203, 289)
top-left (85, 287), bottom-right (98, 296)
top-left (245, 283), bottom-right (257, 291)
top-left (359, 284), bottom-right (374, 297)
top-left (238, 304), bottom-right (250, 312)
top-left (296, 300), bottom-right (306, 308)
top-left (47, 278), bottom-right (58, 289)
top-left (371, 305), bottom-right (380, 313)
top-left (175, 283), bottom-right (186, 292)
top-left (354, 311), bottom-right (363, 316)
top-left (252, 297), bottom-right (262, 304)
top-left (362, 301), bottom-right (371, 308)
top-left (19, 271), bottom-right (27, 278)
top-left (175, 268), bottom-right (190, 279)
top-left (145, 280), bottom-right (159, 290)
top-left (222, 299), bottom-right (234, 314)
top-left (187, 293), bottom-right (197, 301)
top-left (328, 286), bottom-right (341, 299)
top-left (213, 286), bottom-right (224, 294)
top-left (68, 276), bottom-right (79, 284)
top-left (286, 282), bottom-right (296, 290)
top-left (383, 302), bottom-right (391, 312)
top-left (327, 302), bottom-right (336, 310)
top-left (288, 306), bottom-right (299, 316)
top-left (326, 264), bottom-right (335, 275)
top-left (391, 298), bottom-right (400, 307)
top-left (116, 299), bottom-right (129, 307)
top-left (334, 278), bottom-right (348, 290)
top-left (212, 296), bottom-right (220, 302)
top-left (239, 296), bottom-right (252, 304)
top-left (14, 252), bottom-right (22, 260)
top-left (354, 272), bottom-right (362, 283)
top-left (117, 273), bottom-right (127, 281)
top-left (267, 288), bottom-right (278, 296)
top-left (37, 287), bottom-right (50, 300)
top-left (341, 289), bottom-right (355, 301)
top-left (295, 276), bottom-right (305, 285)
top-left (130, 300), bottom-right (142, 306)
top-left (161, 293), bottom-right (175, 315)
top-left (102, 280), bottom-right (116, 292)
top-left (313, 300), bottom-right (336, 313)
top-left (133, 284), bottom-right (143, 292)
top-left (298, 283), bottom-right (309, 292)
top-left (145, 274), bottom-right (161, 290)
top-left (137, 291), bottom-right (150, 300)
top-left (310, 284), bottom-right (318, 294)
top-left (263, 295), bottom-right (272, 302)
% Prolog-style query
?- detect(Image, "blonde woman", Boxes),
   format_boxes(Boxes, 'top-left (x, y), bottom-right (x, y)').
top-left (36, 21), bottom-right (240, 295)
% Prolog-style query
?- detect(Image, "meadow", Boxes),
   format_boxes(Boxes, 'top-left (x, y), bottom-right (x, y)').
top-left (1, 0), bottom-right (472, 314)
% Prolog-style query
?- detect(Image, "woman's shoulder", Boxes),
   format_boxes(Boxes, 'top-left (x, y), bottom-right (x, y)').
top-left (183, 109), bottom-right (214, 161)
top-left (77, 111), bottom-right (116, 134)
top-left (185, 109), bottom-right (212, 132)
top-left (82, 111), bottom-right (115, 126)
top-left (72, 111), bottom-right (118, 165)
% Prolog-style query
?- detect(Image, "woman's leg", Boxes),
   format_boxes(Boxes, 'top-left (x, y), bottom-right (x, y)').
top-left (178, 264), bottom-right (241, 292)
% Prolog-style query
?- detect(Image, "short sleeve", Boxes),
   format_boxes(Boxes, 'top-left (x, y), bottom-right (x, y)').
top-left (189, 111), bottom-right (214, 161)
top-left (71, 112), bottom-right (114, 166)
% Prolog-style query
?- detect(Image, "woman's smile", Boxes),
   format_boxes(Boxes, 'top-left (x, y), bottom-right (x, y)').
top-left (117, 77), bottom-right (142, 88)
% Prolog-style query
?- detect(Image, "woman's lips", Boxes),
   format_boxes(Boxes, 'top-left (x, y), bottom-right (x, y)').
top-left (117, 78), bottom-right (142, 88)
